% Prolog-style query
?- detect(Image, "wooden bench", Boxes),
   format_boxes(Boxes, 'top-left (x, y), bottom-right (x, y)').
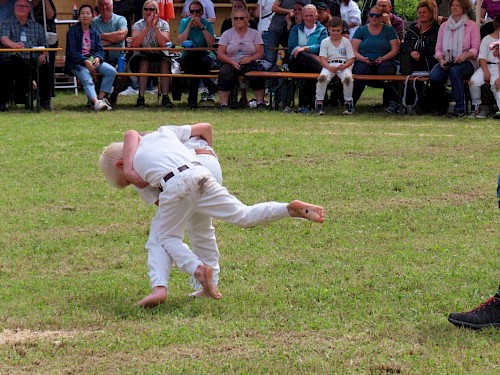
top-left (245, 71), bottom-right (431, 110)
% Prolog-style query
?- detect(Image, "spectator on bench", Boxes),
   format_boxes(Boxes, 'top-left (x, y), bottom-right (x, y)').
top-left (288, 4), bottom-right (328, 114)
top-left (177, 0), bottom-right (218, 109)
top-left (351, 5), bottom-right (400, 113)
top-left (65, 4), bottom-right (116, 112)
top-left (130, 0), bottom-right (173, 108)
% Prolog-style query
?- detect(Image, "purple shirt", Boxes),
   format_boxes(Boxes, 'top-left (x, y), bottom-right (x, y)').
top-left (482, 0), bottom-right (500, 19)
top-left (218, 28), bottom-right (263, 62)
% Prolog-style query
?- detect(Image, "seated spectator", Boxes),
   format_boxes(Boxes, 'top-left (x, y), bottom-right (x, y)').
top-left (0, 0), bottom-right (52, 111)
top-left (351, 5), bottom-right (400, 112)
top-left (216, 8), bottom-right (266, 109)
top-left (469, 16), bottom-right (500, 119)
top-left (288, 4), bottom-right (328, 113)
top-left (181, 0), bottom-right (216, 23)
top-left (282, 1), bottom-right (304, 62)
top-left (93, 0), bottom-right (128, 106)
top-left (340, 0), bottom-right (361, 39)
top-left (479, 0), bottom-right (500, 37)
top-left (430, 0), bottom-right (480, 117)
top-left (400, 0), bottom-right (439, 113)
top-left (221, 0), bottom-right (258, 35)
top-left (177, 0), bottom-right (218, 109)
top-left (129, 0), bottom-right (173, 107)
top-left (315, 17), bottom-right (355, 115)
top-left (373, 0), bottom-right (404, 42)
top-left (65, 4), bottom-right (116, 111)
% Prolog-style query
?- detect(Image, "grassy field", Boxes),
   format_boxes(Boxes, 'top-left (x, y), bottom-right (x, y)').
top-left (0, 90), bottom-right (499, 374)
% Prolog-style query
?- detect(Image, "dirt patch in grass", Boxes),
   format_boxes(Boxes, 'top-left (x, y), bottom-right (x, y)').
top-left (0, 329), bottom-right (81, 345)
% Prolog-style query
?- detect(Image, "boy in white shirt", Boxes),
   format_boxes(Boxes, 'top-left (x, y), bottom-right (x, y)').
top-left (315, 17), bottom-right (355, 115)
top-left (99, 123), bottom-right (325, 300)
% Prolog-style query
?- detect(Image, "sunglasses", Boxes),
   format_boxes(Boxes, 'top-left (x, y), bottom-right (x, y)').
top-left (233, 16), bottom-right (246, 20)
top-left (143, 7), bottom-right (156, 12)
top-left (190, 9), bottom-right (203, 13)
top-left (369, 12), bottom-right (381, 18)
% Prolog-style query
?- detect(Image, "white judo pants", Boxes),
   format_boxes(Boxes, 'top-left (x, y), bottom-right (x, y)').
top-left (469, 64), bottom-right (500, 108)
top-left (316, 64), bottom-right (353, 102)
top-left (158, 165), bottom-right (290, 278)
top-left (147, 154), bottom-right (223, 289)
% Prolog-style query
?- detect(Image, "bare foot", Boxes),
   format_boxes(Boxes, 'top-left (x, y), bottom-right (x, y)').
top-left (194, 265), bottom-right (221, 299)
top-left (134, 286), bottom-right (167, 307)
top-left (189, 287), bottom-right (222, 299)
top-left (287, 200), bottom-right (325, 223)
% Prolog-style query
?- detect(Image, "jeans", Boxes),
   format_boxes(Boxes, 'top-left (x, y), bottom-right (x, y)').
top-left (261, 31), bottom-right (270, 62)
top-left (72, 62), bottom-right (116, 100)
top-left (429, 61), bottom-right (474, 112)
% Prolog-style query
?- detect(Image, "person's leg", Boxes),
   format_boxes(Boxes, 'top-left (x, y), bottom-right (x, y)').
top-left (339, 67), bottom-right (354, 102)
top-left (96, 62), bottom-right (117, 99)
top-left (449, 61), bottom-right (475, 113)
top-left (316, 68), bottom-right (333, 104)
top-left (352, 61), bottom-right (370, 105)
top-left (136, 209), bottom-right (173, 307)
top-left (468, 68), bottom-right (485, 111)
top-left (217, 63), bottom-right (236, 107)
top-left (261, 30), bottom-right (270, 62)
top-left (71, 67), bottom-right (98, 103)
top-left (429, 64), bottom-right (451, 114)
top-left (159, 59), bottom-right (171, 96)
top-left (266, 30), bottom-right (280, 64)
top-left (138, 58), bottom-right (149, 97)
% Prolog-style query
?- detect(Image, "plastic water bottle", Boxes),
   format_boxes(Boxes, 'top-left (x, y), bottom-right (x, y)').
top-left (117, 52), bottom-right (125, 73)
top-left (73, 3), bottom-right (78, 20)
top-left (237, 49), bottom-right (243, 63)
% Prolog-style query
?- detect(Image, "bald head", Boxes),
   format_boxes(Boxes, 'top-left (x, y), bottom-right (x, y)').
top-left (376, 0), bottom-right (392, 13)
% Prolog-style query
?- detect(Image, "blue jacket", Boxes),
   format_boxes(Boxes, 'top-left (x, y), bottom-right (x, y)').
top-left (65, 23), bottom-right (104, 75)
top-left (288, 21), bottom-right (328, 57)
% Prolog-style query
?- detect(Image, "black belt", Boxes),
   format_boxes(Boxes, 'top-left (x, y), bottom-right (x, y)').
top-left (328, 60), bottom-right (345, 64)
top-left (159, 161), bottom-right (202, 190)
top-left (487, 62), bottom-right (498, 65)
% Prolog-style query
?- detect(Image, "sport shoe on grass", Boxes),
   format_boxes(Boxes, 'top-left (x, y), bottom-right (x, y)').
top-left (297, 106), bottom-right (311, 114)
top-left (316, 103), bottom-right (324, 115)
top-left (343, 100), bottom-right (353, 115)
top-left (475, 105), bottom-right (489, 119)
top-left (119, 86), bottom-right (138, 96)
top-left (136, 96), bottom-right (145, 107)
top-left (493, 110), bottom-right (500, 119)
top-left (94, 99), bottom-right (111, 112)
top-left (161, 95), bottom-right (174, 108)
top-left (448, 287), bottom-right (500, 330)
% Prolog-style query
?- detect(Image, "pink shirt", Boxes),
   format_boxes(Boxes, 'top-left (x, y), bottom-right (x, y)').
top-left (82, 29), bottom-right (91, 56)
top-left (434, 18), bottom-right (481, 68)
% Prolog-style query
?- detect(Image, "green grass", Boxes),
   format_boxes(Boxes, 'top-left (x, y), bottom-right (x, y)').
top-left (0, 90), bottom-right (499, 374)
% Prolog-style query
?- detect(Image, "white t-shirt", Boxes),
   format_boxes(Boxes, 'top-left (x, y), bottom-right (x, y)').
top-left (319, 36), bottom-right (355, 62)
top-left (478, 34), bottom-right (499, 63)
top-left (134, 134), bottom-right (218, 205)
top-left (133, 125), bottom-right (197, 187)
top-left (257, 0), bottom-right (275, 33)
top-left (340, 1), bottom-right (361, 39)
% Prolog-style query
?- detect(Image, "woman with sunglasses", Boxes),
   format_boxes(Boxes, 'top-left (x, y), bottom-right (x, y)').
top-left (216, 8), bottom-right (267, 109)
top-left (351, 5), bottom-right (400, 113)
top-left (430, 0), bottom-right (480, 117)
top-left (65, 4), bottom-right (116, 111)
top-left (177, 0), bottom-right (218, 109)
top-left (129, 0), bottom-right (173, 108)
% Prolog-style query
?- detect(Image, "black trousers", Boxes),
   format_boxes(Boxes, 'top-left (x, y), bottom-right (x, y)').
top-left (180, 51), bottom-right (217, 105)
top-left (288, 51), bottom-right (322, 108)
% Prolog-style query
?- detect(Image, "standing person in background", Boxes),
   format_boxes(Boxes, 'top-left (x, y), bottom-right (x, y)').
top-left (430, 0), bottom-right (480, 117)
top-left (93, 0), bottom-right (128, 106)
top-left (267, 0), bottom-right (311, 64)
top-left (340, 0), bottom-right (361, 38)
top-left (255, 0), bottom-right (275, 60)
top-left (113, 0), bottom-right (134, 35)
top-left (181, 0), bottom-right (216, 23)
top-left (177, 0), bottom-right (218, 109)
top-left (65, 4), bottom-right (116, 111)
top-left (30, 0), bottom-right (57, 105)
top-left (129, 0), bottom-right (173, 108)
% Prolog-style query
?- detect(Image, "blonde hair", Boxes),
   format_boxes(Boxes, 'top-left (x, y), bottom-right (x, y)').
top-left (302, 4), bottom-right (318, 15)
top-left (98, 142), bottom-right (126, 189)
top-left (143, 0), bottom-right (159, 14)
top-left (417, 0), bottom-right (435, 18)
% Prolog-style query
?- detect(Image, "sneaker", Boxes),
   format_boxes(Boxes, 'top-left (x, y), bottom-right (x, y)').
top-left (94, 99), bottom-right (111, 112)
top-left (220, 104), bottom-right (229, 111)
top-left (206, 94), bottom-right (216, 102)
top-left (119, 86), bottom-right (138, 96)
top-left (161, 95), bottom-right (173, 108)
top-left (136, 96), bottom-right (145, 107)
top-left (316, 103), bottom-right (324, 115)
top-left (451, 110), bottom-right (465, 118)
top-left (476, 105), bottom-right (489, 119)
top-left (493, 110), bottom-right (500, 119)
top-left (343, 101), bottom-right (353, 115)
top-left (256, 102), bottom-right (266, 110)
top-left (448, 287), bottom-right (500, 330)
top-left (200, 91), bottom-right (208, 102)
top-left (467, 106), bottom-right (478, 118)
top-left (297, 106), bottom-right (311, 114)
top-left (386, 101), bottom-right (399, 114)
top-left (146, 88), bottom-right (158, 95)
top-left (283, 106), bottom-right (293, 114)
top-left (101, 98), bottom-right (112, 109)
